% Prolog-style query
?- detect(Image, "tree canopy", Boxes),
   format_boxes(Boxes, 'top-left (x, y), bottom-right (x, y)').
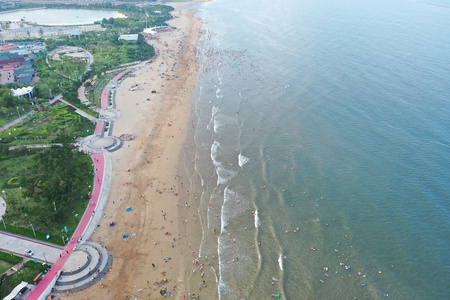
top-left (2, 146), bottom-right (93, 233)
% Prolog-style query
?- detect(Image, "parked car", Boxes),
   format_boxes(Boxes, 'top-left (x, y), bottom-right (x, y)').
top-left (24, 249), bottom-right (34, 256)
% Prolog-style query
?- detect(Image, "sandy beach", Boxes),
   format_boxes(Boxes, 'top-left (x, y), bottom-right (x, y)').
top-left (61, 5), bottom-right (207, 300)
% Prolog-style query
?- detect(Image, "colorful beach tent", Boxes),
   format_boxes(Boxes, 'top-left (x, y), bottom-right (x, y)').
top-left (109, 222), bottom-right (115, 226)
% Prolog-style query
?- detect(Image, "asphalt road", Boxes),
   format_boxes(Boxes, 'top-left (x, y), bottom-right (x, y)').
top-left (0, 231), bottom-right (63, 264)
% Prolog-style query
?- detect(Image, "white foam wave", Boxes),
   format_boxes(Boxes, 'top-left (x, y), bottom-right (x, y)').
top-left (212, 105), bottom-right (219, 116)
top-left (216, 87), bottom-right (223, 99)
top-left (211, 140), bottom-right (220, 162)
top-left (238, 153), bottom-right (249, 167)
top-left (211, 142), bottom-right (236, 185)
top-left (220, 189), bottom-right (229, 233)
top-left (278, 253), bottom-right (284, 271)
top-left (216, 166), bottom-right (236, 185)
top-left (254, 209), bottom-right (260, 228)
top-left (213, 117), bottom-right (224, 133)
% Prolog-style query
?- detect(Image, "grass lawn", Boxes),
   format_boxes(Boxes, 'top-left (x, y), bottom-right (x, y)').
top-left (0, 259), bottom-right (14, 275)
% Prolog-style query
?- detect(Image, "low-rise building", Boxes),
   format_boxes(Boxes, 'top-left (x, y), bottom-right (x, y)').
top-left (0, 65), bottom-right (14, 85)
top-left (118, 34), bottom-right (139, 42)
top-left (0, 52), bottom-right (35, 84)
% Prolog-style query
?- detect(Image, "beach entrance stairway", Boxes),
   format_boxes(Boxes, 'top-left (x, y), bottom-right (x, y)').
top-left (53, 241), bottom-right (112, 293)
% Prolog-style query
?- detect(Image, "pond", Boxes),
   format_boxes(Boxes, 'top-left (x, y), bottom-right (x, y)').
top-left (0, 8), bottom-right (126, 25)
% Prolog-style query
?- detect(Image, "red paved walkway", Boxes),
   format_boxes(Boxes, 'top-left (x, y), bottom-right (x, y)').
top-left (27, 153), bottom-right (105, 300)
top-left (94, 122), bottom-right (104, 135)
top-left (101, 91), bottom-right (109, 108)
top-left (112, 69), bottom-right (131, 81)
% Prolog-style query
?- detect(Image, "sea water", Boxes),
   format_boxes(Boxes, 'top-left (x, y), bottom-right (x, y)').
top-left (187, 0), bottom-right (450, 298)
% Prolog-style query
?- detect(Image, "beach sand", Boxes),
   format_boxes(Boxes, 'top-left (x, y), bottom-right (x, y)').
top-left (61, 5), bottom-right (209, 300)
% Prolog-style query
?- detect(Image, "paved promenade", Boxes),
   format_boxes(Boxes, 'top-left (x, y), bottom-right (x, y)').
top-left (57, 99), bottom-right (97, 122)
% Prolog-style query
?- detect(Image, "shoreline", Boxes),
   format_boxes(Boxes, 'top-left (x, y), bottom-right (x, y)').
top-left (0, 7), bottom-right (46, 15)
top-left (61, 5), bottom-right (207, 300)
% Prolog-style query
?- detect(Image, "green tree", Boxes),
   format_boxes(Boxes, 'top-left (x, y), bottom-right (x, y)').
top-left (1, 106), bottom-right (8, 117)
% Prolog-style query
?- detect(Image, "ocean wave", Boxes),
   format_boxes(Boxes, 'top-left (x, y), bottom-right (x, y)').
top-left (210, 141), bottom-right (236, 185)
top-left (213, 116), bottom-right (224, 133)
top-left (238, 153), bottom-right (250, 167)
top-left (211, 140), bottom-right (221, 162)
top-left (278, 253), bottom-right (284, 271)
top-left (254, 209), bottom-right (260, 228)
top-left (216, 87), bottom-right (223, 99)
top-left (212, 105), bottom-right (219, 116)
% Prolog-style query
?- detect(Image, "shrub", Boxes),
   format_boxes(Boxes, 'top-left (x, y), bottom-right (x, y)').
top-left (7, 177), bottom-right (19, 186)
top-left (0, 252), bottom-right (23, 264)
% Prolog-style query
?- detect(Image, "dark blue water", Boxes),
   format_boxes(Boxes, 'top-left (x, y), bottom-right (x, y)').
top-left (186, 0), bottom-right (450, 298)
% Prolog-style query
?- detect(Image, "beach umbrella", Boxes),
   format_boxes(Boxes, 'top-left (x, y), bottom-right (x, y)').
top-left (123, 234), bottom-right (129, 238)
top-left (126, 207), bottom-right (131, 211)
top-left (109, 222), bottom-right (115, 226)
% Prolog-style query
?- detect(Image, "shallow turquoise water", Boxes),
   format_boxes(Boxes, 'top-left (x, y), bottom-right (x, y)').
top-left (188, 0), bottom-right (450, 298)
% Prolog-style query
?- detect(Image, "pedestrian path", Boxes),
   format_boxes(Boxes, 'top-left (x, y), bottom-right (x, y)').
top-left (57, 99), bottom-right (97, 122)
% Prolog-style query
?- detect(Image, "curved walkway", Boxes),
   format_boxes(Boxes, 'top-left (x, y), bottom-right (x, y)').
top-left (45, 46), bottom-right (94, 81)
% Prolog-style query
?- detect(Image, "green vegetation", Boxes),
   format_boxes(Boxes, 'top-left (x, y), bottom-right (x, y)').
top-left (0, 252), bottom-right (23, 265)
top-left (85, 72), bottom-right (117, 107)
top-left (38, 3), bottom-right (173, 79)
top-left (0, 146), bottom-right (93, 241)
top-left (0, 224), bottom-right (64, 246)
top-left (0, 260), bottom-right (51, 299)
top-left (0, 102), bottom-right (95, 150)
top-left (0, 88), bottom-right (37, 128)
top-left (0, 260), bottom-right (14, 275)
top-left (43, 32), bottom-right (154, 80)
top-left (42, 2), bottom-right (174, 31)
top-left (47, 54), bottom-right (88, 81)
top-left (0, 2), bottom-right (174, 256)
top-left (33, 55), bottom-right (83, 105)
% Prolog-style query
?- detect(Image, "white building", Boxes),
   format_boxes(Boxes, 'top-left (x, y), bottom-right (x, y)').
top-left (11, 86), bottom-right (34, 100)
top-left (118, 34), bottom-right (139, 42)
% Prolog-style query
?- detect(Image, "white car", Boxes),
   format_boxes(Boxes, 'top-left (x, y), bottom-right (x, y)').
top-left (24, 249), bottom-right (34, 256)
